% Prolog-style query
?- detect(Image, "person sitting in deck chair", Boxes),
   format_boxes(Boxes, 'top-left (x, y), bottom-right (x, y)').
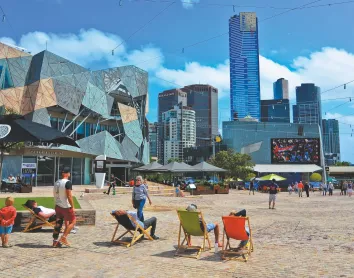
top-left (229, 209), bottom-right (250, 249)
top-left (186, 204), bottom-right (222, 248)
top-left (111, 210), bottom-right (159, 240)
top-left (25, 200), bottom-right (56, 222)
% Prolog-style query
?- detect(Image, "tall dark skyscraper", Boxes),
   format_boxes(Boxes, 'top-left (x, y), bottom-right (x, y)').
top-left (149, 122), bottom-right (158, 158)
top-left (157, 89), bottom-right (187, 162)
top-left (322, 119), bottom-right (340, 165)
top-left (182, 84), bottom-right (218, 147)
top-left (293, 83), bottom-right (322, 125)
top-left (261, 99), bottom-right (290, 123)
top-left (273, 78), bottom-right (289, 100)
top-left (229, 12), bottom-right (261, 120)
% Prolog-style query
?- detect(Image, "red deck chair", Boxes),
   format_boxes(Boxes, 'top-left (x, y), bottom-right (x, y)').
top-left (221, 216), bottom-right (254, 262)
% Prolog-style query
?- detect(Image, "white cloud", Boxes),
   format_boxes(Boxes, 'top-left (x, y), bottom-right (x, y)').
top-left (181, 0), bottom-right (200, 9)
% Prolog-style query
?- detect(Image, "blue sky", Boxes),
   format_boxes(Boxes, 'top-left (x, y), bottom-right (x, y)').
top-left (2, 0), bottom-right (354, 161)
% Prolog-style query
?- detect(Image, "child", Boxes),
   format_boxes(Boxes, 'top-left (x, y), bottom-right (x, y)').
top-left (0, 197), bottom-right (17, 248)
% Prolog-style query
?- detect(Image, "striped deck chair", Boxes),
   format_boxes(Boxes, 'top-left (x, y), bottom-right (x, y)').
top-left (22, 205), bottom-right (56, 233)
top-left (175, 209), bottom-right (211, 259)
top-left (221, 216), bottom-right (254, 262)
top-left (110, 213), bottom-right (153, 247)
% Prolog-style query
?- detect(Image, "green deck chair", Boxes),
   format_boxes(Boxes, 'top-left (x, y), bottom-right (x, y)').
top-left (175, 209), bottom-right (211, 259)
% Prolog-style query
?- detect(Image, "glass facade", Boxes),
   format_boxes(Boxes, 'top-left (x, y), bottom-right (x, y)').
top-left (273, 78), bottom-right (289, 100)
top-left (261, 99), bottom-right (290, 123)
top-left (229, 12), bottom-right (261, 120)
top-left (322, 119), bottom-right (340, 155)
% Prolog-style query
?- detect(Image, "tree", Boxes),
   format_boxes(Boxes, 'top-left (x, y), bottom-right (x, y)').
top-left (335, 161), bottom-right (351, 166)
top-left (310, 173), bottom-right (322, 182)
top-left (167, 157), bottom-right (181, 163)
top-left (245, 173), bottom-right (256, 181)
top-left (209, 149), bottom-right (254, 180)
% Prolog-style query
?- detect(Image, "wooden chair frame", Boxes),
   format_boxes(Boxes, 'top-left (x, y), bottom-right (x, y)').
top-left (22, 205), bottom-right (56, 233)
top-left (221, 216), bottom-right (254, 262)
top-left (175, 210), bottom-right (211, 259)
top-left (111, 213), bottom-right (153, 247)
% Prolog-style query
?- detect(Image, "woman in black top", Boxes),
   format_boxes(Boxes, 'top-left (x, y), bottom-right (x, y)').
top-left (304, 182), bottom-right (310, 197)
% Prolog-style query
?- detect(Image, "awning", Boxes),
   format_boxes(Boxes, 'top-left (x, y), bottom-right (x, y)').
top-left (254, 164), bottom-right (322, 173)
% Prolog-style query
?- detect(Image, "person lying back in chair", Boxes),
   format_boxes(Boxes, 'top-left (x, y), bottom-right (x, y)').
top-left (186, 204), bottom-right (222, 248)
top-left (111, 210), bottom-right (159, 240)
top-left (25, 200), bottom-right (56, 222)
top-left (229, 209), bottom-right (250, 249)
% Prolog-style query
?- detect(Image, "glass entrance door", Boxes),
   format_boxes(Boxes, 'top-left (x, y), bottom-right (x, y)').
top-left (37, 157), bottom-right (55, 186)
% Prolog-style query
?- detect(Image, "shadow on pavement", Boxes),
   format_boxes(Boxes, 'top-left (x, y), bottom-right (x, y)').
top-left (16, 243), bottom-right (52, 249)
top-left (93, 241), bottom-right (115, 248)
top-left (151, 249), bottom-right (177, 258)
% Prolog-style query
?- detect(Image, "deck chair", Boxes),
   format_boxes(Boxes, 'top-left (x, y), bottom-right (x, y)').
top-left (110, 213), bottom-right (153, 247)
top-left (221, 216), bottom-right (254, 262)
top-left (22, 205), bottom-right (56, 233)
top-left (175, 209), bottom-right (211, 259)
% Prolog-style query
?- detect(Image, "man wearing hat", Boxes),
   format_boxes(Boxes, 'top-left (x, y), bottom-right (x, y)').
top-left (52, 167), bottom-right (76, 247)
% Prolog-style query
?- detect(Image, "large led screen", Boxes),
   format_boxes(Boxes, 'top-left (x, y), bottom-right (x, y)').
top-left (271, 138), bottom-right (320, 164)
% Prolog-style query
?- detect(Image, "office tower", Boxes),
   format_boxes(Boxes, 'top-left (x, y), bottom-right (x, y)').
top-left (182, 84), bottom-right (218, 147)
top-left (273, 78), bottom-right (289, 100)
top-left (322, 119), bottom-right (340, 165)
top-left (162, 105), bottom-right (196, 165)
top-left (229, 12), bottom-right (261, 120)
top-left (157, 89), bottom-right (187, 162)
top-left (149, 122), bottom-right (158, 158)
top-left (293, 83), bottom-right (322, 125)
top-left (261, 99), bottom-right (290, 123)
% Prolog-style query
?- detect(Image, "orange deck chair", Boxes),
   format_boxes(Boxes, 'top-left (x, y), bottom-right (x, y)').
top-left (221, 216), bottom-right (254, 262)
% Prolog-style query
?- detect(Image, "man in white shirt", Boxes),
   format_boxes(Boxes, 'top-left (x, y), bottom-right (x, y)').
top-left (52, 167), bottom-right (76, 247)
top-left (25, 199), bottom-right (56, 222)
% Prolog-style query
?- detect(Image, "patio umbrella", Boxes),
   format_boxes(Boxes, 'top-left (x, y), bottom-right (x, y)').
top-left (191, 161), bottom-right (227, 172)
top-left (0, 114), bottom-right (79, 179)
top-left (259, 174), bottom-right (286, 181)
top-left (134, 161), bottom-right (163, 172)
top-left (156, 161), bottom-right (195, 173)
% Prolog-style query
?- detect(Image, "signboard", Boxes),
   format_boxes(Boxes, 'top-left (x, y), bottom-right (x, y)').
top-left (325, 166), bottom-right (330, 172)
top-left (94, 160), bottom-right (107, 173)
top-left (21, 163), bottom-right (36, 176)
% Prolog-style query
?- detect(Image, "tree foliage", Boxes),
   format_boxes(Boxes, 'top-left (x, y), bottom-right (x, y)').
top-left (335, 161), bottom-right (351, 166)
top-left (310, 173), bottom-right (322, 182)
top-left (168, 157), bottom-right (181, 163)
top-left (208, 149), bottom-right (254, 180)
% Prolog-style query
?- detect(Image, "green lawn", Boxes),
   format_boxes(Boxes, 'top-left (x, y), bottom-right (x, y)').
top-left (0, 197), bottom-right (81, 210)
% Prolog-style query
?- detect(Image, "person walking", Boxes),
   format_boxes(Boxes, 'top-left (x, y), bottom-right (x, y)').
top-left (288, 184), bottom-right (293, 195)
top-left (294, 182), bottom-right (298, 194)
top-left (132, 175), bottom-right (152, 222)
top-left (249, 181), bottom-right (255, 195)
top-left (268, 179), bottom-right (279, 209)
top-left (322, 182), bottom-right (328, 196)
top-left (52, 167), bottom-right (76, 247)
top-left (105, 174), bottom-right (117, 195)
top-left (347, 182), bottom-right (353, 197)
top-left (343, 181), bottom-right (348, 196)
top-left (340, 181), bottom-right (344, 195)
top-left (304, 182), bottom-right (310, 197)
top-left (298, 181), bottom-right (304, 197)
top-left (328, 182), bottom-right (334, 196)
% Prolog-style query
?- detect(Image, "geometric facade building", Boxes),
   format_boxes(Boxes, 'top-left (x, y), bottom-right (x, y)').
top-left (0, 42), bottom-right (149, 185)
top-left (229, 12), bottom-right (261, 120)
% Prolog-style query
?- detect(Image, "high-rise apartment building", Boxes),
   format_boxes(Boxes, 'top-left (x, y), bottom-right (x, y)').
top-left (182, 84), bottom-right (218, 147)
top-left (261, 99), bottom-right (290, 123)
top-left (149, 122), bottom-right (158, 158)
top-left (322, 119), bottom-right (340, 165)
top-left (273, 78), bottom-right (289, 100)
top-left (162, 105), bottom-right (196, 165)
top-left (157, 89), bottom-right (187, 162)
top-left (229, 12), bottom-right (261, 120)
top-left (293, 83), bottom-right (322, 125)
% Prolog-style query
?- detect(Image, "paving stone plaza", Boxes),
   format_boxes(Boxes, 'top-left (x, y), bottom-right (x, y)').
top-left (1, 187), bottom-right (354, 278)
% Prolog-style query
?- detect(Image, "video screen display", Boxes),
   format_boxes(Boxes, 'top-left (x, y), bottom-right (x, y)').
top-left (271, 138), bottom-right (320, 164)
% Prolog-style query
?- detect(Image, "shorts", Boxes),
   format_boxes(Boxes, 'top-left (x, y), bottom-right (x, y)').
top-left (269, 194), bottom-right (277, 202)
top-left (55, 205), bottom-right (76, 222)
top-left (0, 225), bottom-right (13, 234)
top-left (206, 223), bottom-right (216, 233)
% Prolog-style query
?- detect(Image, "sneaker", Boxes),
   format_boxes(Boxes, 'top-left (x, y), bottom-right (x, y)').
top-left (2, 244), bottom-right (12, 248)
top-left (59, 237), bottom-right (71, 247)
top-left (52, 240), bottom-right (62, 248)
top-left (71, 229), bottom-right (77, 234)
top-left (152, 235), bottom-right (160, 240)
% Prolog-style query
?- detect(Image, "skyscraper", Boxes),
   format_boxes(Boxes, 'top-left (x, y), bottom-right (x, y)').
top-left (261, 99), bottom-right (290, 123)
top-left (229, 12), bottom-right (261, 120)
top-left (273, 78), bottom-right (289, 100)
top-left (293, 83), bottom-right (322, 125)
top-left (322, 119), bottom-right (340, 165)
top-left (157, 89), bottom-right (187, 162)
top-left (182, 84), bottom-right (218, 147)
top-left (162, 105), bottom-right (196, 165)
top-left (149, 122), bottom-right (158, 158)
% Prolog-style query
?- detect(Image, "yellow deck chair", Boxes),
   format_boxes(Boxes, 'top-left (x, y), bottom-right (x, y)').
top-left (175, 209), bottom-right (211, 259)
top-left (221, 216), bottom-right (254, 262)
top-left (22, 205), bottom-right (56, 233)
top-left (111, 213), bottom-right (153, 247)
